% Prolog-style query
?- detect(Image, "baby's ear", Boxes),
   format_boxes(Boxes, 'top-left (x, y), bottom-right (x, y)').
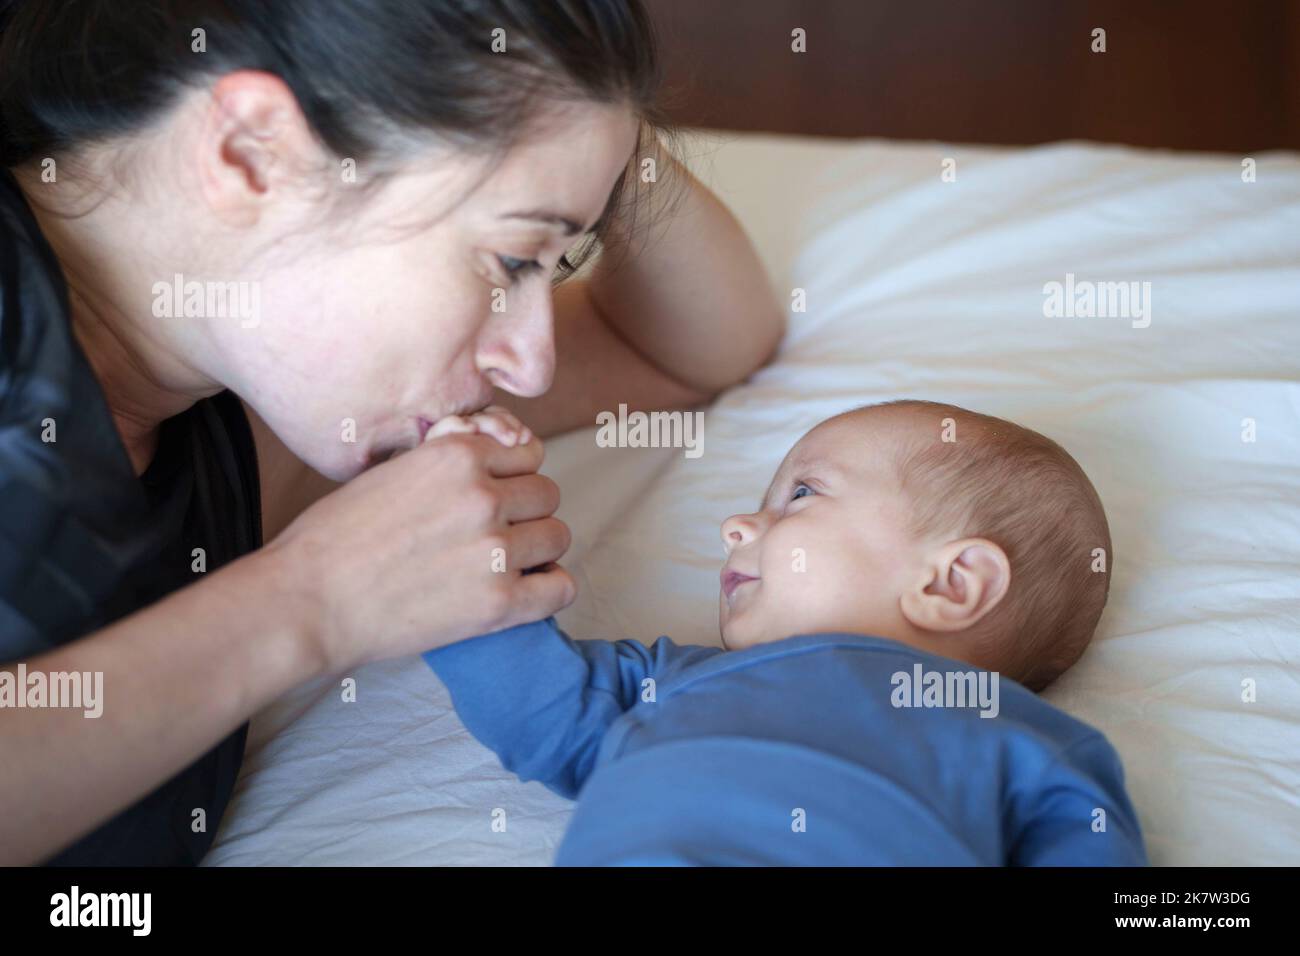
top-left (900, 538), bottom-right (1010, 633)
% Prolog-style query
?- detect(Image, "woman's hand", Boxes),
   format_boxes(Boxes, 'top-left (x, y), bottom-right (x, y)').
top-left (265, 427), bottom-right (574, 673)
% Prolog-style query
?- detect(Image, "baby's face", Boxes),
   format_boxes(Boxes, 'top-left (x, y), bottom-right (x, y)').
top-left (719, 410), bottom-right (922, 650)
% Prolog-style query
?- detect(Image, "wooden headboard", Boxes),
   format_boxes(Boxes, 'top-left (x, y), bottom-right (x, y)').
top-left (645, 0), bottom-right (1299, 152)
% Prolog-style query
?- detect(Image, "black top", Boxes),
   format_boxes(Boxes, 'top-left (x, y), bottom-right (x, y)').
top-left (0, 169), bottom-right (260, 864)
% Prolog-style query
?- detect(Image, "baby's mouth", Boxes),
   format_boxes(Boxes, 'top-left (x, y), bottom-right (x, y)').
top-left (721, 569), bottom-right (759, 603)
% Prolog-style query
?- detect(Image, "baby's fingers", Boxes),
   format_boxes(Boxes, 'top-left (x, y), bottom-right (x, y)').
top-left (425, 416), bottom-right (477, 442)
top-left (472, 406), bottom-right (532, 448)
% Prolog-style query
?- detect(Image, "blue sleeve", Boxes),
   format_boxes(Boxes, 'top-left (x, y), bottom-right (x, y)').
top-left (423, 617), bottom-right (723, 799)
top-left (1008, 732), bottom-right (1148, 866)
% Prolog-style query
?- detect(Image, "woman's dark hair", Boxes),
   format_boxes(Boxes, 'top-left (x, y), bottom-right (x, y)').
top-left (0, 0), bottom-right (677, 276)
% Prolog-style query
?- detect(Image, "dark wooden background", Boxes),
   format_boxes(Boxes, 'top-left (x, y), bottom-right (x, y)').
top-left (644, 0), bottom-right (1298, 152)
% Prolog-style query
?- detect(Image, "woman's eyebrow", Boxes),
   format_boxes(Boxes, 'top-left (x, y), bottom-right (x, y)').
top-left (500, 209), bottom-right (589, 236)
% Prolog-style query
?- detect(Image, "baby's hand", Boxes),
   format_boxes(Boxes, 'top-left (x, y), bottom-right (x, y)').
top-left (424, 405), bottom-right (533, 448)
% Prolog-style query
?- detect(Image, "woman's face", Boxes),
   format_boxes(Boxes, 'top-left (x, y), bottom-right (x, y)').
top-left (220, 102), bottom-right (640, 481)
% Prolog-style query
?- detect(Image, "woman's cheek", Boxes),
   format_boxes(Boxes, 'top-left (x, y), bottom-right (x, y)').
top-left (457, 278), bottom-right (504, 340)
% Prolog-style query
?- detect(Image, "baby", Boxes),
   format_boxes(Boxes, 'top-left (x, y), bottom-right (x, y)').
top-left (423, 400), bottom-right (1147, 865)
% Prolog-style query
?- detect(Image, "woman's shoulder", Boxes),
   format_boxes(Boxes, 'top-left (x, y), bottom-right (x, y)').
top-left (0, 170), bottom-right (156, 652)
top-left (0, 167), bottom-right (128, 473)
top-left (0, 170), bottom-right (78, 401)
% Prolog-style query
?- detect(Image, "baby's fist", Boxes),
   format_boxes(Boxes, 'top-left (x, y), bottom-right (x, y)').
top-left (424, 405), bottom-right (533, 448)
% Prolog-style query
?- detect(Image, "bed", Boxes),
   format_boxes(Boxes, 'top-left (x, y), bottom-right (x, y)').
top-left (206, 130), bottom-right (1300, 866)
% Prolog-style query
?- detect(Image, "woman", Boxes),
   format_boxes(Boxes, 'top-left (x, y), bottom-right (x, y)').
top-left (0, 0), bottom-right (782, 864)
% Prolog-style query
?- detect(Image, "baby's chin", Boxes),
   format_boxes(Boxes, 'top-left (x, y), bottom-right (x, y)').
top-left (720, 582), bottom-right (892, 650)
top-left (719, 626), bottom-right (750, 652)
top-left (719, 583), bottom-right (776, 650)
top-left (719, 612), bottom-right (778, 652)
top-left (720, 590), bottom-right (812, 651)
top-left (719, 598), bottom-right (751, 651)
top-left (721, 600), bottom-right (900, 651)
top-left (718, 614), bottom-right (744, 651)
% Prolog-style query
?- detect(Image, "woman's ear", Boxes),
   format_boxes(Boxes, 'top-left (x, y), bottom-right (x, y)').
top-left (899, 538), bottom-right (1011, 633)
top-left (197, 71), bottom-right (321, 226)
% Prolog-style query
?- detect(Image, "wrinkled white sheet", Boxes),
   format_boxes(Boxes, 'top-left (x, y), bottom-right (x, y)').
top-left (208, 131), bottom-right (1300, 866)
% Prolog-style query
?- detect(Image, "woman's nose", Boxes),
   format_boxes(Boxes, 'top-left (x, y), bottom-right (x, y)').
top-left (476, 283), bottom-right (556, 398)
top-left (721, 513), bottom-right (762, 553)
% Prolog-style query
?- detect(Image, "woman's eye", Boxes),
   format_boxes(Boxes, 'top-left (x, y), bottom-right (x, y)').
top-left (497, 255), bottom-right (543, 283)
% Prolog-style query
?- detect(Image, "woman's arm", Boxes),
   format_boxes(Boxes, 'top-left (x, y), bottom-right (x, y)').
top-left (499, 141), bottom-right (786, 437)
top-left (1, 428), bottom-right (574, 864)
top-left (0, 549), bottom-right (321, 865)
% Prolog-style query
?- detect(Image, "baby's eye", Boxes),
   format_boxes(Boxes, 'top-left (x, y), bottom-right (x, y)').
top-left (791, 483), bottom-right (814, 501)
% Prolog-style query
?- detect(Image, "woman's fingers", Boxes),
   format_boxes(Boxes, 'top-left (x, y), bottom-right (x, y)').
top-left (495, 563), bottom-right (577, 630)
top-left (502, 516), bottom-right (571, 571)
top-left (414, 431), bottom-right (542, 479)
top-left (273, 424), bottom-right (570, 669)
top-left (478, 431), bottom-right (545, 477)
top-left (494, 473), bottom-right (561, 523)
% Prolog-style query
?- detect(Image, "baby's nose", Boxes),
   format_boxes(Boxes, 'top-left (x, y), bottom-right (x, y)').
top-left (721, 514), bottom-right (759, 552)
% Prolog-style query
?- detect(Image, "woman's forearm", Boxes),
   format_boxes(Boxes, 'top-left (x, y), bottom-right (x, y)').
top-left (0, 548), bottom-right (322, 865)
top-left (587, 137), bottom-right (786, 393)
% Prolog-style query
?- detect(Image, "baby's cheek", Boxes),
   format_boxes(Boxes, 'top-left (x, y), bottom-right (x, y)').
top-left (781, 534), bottom-right (874, 622)
top-left (758, 546), bottom-right (828, 628)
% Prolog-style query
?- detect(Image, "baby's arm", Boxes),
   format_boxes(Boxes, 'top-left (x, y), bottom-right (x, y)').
top-left (1007, 732), bottom-right (1148, 866)
top-left (425, 618), bottom-right (721, 799)
top-left (422, 404), bottom-right (722, 798)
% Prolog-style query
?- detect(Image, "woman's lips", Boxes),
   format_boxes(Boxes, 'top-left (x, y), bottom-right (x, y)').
top-left (364, 397), bottom-right (492, 470)
top-left (721, 569), bottom-right (759, 602)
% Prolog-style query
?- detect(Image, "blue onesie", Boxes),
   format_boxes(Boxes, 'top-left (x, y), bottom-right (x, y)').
top-left (423, 618), bottom-right (1146, 866)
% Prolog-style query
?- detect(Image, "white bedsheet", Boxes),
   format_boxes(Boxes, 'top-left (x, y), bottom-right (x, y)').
top-left (208, 131), bottom-right (1300, 866)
